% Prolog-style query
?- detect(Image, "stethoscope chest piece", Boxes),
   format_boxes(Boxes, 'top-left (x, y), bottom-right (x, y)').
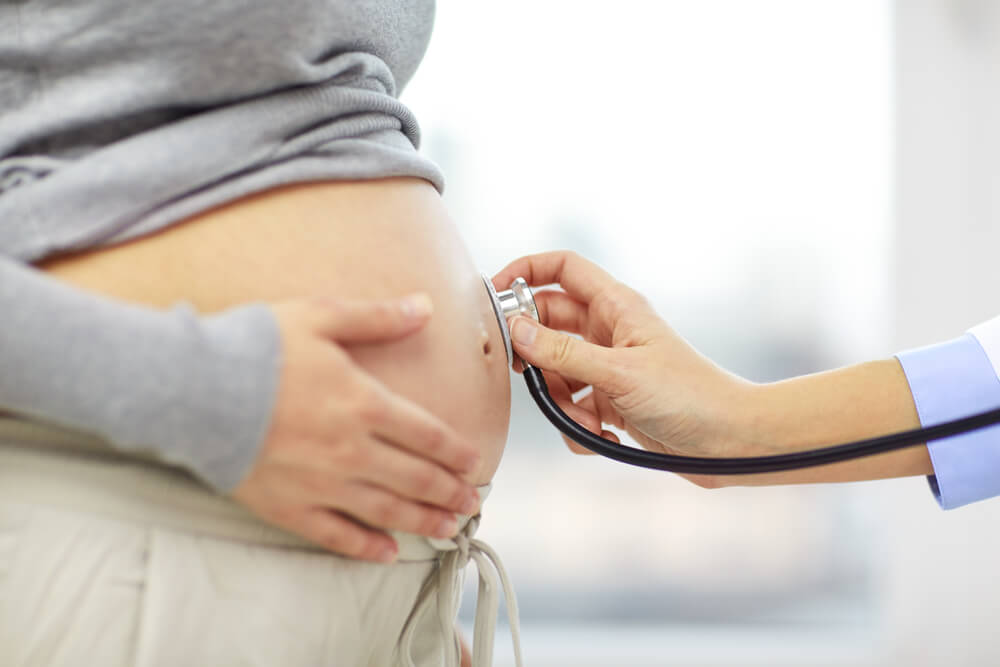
top-left (482, 274), bottom-right (540, 368)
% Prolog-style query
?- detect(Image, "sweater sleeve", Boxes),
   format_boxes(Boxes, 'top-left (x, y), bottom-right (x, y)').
top-left (0, 255), bottom-right (281, 492)
top-left (895, 316), bottom-right (1000, 509)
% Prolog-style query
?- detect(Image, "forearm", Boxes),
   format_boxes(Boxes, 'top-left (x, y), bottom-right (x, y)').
top-left (497, 251), bottom-right (1000, 504)
top-left (724, 358), bottom-right (931, 486)
top-left (0, 255), bottom-right (280, 491)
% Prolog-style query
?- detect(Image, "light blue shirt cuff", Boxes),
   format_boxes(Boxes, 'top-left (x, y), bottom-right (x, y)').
top-left (896, 334), bottom-right (1000, 509)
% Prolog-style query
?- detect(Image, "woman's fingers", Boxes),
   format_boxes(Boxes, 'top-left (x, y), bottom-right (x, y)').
top-left (360, 440), bottom-right (481, 516)
top-left (296, 507), bottom-right (399, 563)
top-left (367, 383), bottom-right (482, 480)
top-left (493, 250), bottom-right (617, 305)
top-left (323, 483), bottom-right (462, 541)
top-left (311, 292), bottom-right (434, 344)
top-left (234, 298), bottom-right (484, 562)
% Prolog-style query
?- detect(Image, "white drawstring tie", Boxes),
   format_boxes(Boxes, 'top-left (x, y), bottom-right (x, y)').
top-left (398, 515), bottom-right (523, 667)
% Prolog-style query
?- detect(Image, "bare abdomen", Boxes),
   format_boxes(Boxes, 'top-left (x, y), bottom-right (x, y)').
top-left (38, 178), bottom-right (511, 484)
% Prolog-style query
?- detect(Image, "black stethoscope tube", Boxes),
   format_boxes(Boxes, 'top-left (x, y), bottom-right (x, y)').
top-left (523, 365), bottom-right (1000, 474)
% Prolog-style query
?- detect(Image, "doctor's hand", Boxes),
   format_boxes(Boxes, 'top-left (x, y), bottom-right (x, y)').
top-left (494, 251), bottom-right (931, 488)
top-left (232, 294), bottom-right (482, 563)
top-left (493, 251), bottom-right (754, 478)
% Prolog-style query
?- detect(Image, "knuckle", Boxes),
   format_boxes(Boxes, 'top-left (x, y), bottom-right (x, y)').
top-left (372, 496), bottom-right (404, 525)
top-left (333, 440), bottom-right (369, 469)
top-left (310, 519), bottom-right (346, 549)
top-left (268, 504), bottom-right (302, 528)
top-left (592, 292), bottom-right (618, 325)
top-left (606, 286), bottom-right (636, 322)
top-left (446, 482), bottom-right (469, 509)
top-left (349, 444), bottom-right (373, 469)
top-left (313, 519), bottom-right (369, 557)
top-left (324, 530), bottom-right (363, 557)
top-left (608, 280), bottom-right (632, 301)
top-left (551, 334), bottom-right (575, 367)
top-left (293, 469), bottom-right (324, 496)
top-left (421, 426), bottom-right (446, 455)
top-left (601, 357), bottom-right (630, 393)
top-left (592, 351), bottom-right (636, 399)
top-left (410, 468), bottom-right (437, 497)
top-left (355, 386), bottom-right (385, 424)
top-left (419, 510), bottom-right (448, 536)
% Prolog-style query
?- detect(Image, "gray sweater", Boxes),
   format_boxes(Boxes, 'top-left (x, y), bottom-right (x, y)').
top-left (0, 0), bottom-right (443, 491)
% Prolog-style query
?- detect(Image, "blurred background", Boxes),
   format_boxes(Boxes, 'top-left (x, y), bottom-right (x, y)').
top-left (402, 1), bottom-right (1000, 665)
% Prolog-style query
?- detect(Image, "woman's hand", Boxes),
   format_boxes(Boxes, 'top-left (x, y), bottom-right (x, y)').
top-left (232, 293), bottom-right (483, 563)
top-left (493, 251), bottom-right (754, 470)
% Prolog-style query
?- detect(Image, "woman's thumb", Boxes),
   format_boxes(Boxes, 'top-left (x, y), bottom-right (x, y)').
top-left (509, 316), bottom-right (619, 390)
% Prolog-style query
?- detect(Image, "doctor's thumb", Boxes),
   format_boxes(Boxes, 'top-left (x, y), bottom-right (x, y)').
top-left (509, 316), bottom-right (622, 391)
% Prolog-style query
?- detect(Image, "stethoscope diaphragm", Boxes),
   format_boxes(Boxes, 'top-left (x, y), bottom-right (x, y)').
top-left (482, 274), bottom-right (539, 368)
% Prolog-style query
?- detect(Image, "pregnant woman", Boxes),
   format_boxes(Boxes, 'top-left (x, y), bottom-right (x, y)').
top-left (0, 1), bottom-right (514, 665)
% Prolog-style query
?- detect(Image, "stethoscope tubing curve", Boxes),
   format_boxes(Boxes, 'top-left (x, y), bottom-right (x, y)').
top-left (523, 365), bottom-right (1000, 474)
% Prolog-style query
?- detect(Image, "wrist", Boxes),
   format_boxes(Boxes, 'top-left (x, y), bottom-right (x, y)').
top-left (720, 359), bottom-right (931, 485)
top-left (699, 372), bottom-right (766, 458)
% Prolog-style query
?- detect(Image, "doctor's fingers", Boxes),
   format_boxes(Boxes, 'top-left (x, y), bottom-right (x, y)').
top-left (544, 370), bottom-right (603, 455)
top-left (532, 290), bottom-right (591, 335)
top-left (509, 291), bottom-right (592, 378)
top-left (557, 389), bottom-right (623, 453)
top-left (540, 367), bottom-right (589, 400)
top-left (501, 262), bottom-right (664, 351)
top-left (363, 382), bottom-right (482, 482)
top-left (493, 250), bottom-right (616, 306)
top-left (577, 389), bottom-right (626, 431)
top-left (509, 316), bottom-right (631, 396)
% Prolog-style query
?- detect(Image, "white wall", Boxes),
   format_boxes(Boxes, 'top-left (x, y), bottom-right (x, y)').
top-left (886, 1), bottom-right (1000, 665)
top-left (404, 2), bottom-right (1000, 663)
top-left (893, 0), bottom-right (1000, 346)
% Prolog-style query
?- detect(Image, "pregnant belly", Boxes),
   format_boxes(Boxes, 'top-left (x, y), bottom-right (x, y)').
top-left (37, 178), bottom-right (511, 484)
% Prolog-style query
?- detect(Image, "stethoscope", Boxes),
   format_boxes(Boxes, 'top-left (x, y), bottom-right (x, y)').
top-left (483, 275), bottom-right (1000, 474)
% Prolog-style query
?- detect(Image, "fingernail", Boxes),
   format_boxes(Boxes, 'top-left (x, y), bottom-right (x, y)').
top-left (460, 494), bottom-right (479, 516)
top-left (376, 545), bottom-right (398, 564)
top-left (401, 293), bottom-right (433, 318)
top-left (437, 516), bottom-right (459, 538)
top-left (511, 317), bottom-right (538, 346)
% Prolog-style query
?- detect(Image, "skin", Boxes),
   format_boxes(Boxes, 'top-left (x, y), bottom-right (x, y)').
top-left (38, 177), bottom-right (512, 562)
top-left (493, 250), bottom-right (932, 490)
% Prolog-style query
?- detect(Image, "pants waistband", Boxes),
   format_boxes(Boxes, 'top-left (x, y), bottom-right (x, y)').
top-left (0, 416), bottom-right (485, 562)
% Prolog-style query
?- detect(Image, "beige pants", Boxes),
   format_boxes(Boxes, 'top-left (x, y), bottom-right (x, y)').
top-left (0, 417), bottom-right (519, 667)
